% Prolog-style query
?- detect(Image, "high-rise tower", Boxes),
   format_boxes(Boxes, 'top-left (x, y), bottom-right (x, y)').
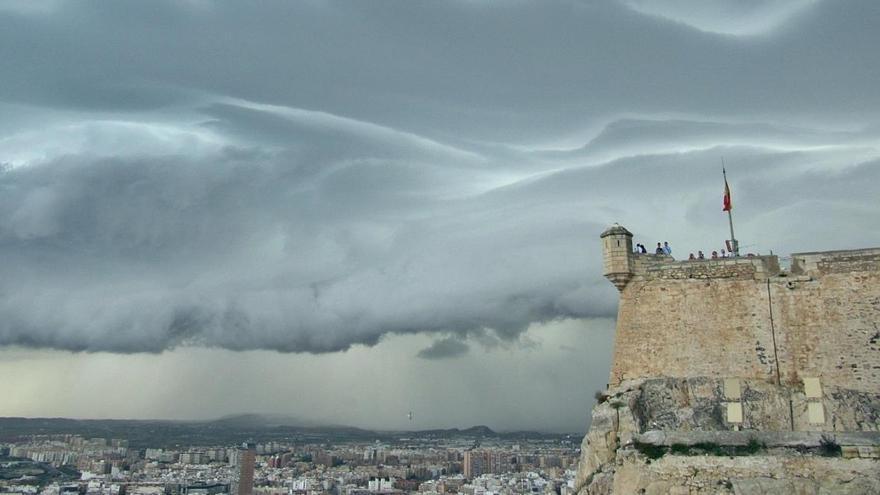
top-left (236, 443), bottom-right (255, 495)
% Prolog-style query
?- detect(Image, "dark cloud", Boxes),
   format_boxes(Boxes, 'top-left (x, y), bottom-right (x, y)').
top-left (417, 337), bottom-right (470, 360)
top-left (0, 128), bottom-right (611, 353)
top-left (0, 0), bottom-right (878, 357)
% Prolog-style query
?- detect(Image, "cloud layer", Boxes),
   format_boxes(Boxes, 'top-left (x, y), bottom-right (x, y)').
top-left (1, 0), bottom-right (879, 356)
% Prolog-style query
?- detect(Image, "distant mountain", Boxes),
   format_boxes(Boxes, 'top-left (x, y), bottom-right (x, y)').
top-left (410, 425), bottom-right (496, 437)
top-left (209, 413), bottom-right (328, 428)
top-left (462, 425), bottom-right (495, 436)
top-left (0, 417), bottom-right (569, 448)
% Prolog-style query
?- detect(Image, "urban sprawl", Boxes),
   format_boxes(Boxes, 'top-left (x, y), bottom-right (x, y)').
top-left (1, 434), bottom-right (580, 495)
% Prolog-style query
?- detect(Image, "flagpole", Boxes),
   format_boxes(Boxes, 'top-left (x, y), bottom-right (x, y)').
top-left (722, 159), bottom-right (739, 257)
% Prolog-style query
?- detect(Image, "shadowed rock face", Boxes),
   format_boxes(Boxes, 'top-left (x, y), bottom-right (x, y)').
top-left (633, 378), bottom-right (726, 431)
top-left (631, 377), bottom-right (880, 433)
top-left (575, 377), bottom-right (880, 494)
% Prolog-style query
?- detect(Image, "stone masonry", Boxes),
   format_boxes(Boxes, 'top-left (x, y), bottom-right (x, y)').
top-left (609, 248), bottom-right (880, 395)
top-left (576, 226), bottom-right (880, 494)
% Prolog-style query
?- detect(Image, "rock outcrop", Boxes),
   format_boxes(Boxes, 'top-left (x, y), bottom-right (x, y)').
top-left (575, 378), bottom-right (880, 494)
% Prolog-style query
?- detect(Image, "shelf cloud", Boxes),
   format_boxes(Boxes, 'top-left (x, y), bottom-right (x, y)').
top-left (1, 0), bottom-right (878, 356)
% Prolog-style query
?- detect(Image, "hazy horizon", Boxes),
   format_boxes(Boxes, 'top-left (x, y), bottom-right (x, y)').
top-left (0, 412), bottom-right (583, 434)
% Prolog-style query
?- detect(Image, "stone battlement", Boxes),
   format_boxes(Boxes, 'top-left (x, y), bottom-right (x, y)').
top-left (631, 247), bottom-right (880, 282)
top-left (791, 247), bottom-right (880, 276)
top-left (603, 221), bottom-right (879, 288)
top-left (633, 253), bottom-right (780, 281)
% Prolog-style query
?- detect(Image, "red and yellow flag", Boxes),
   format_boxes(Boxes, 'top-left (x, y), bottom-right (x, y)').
top-left (723, 176), bottom-right (732, 211)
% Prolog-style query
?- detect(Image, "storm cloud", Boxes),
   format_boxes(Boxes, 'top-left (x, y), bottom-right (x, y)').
top-left (1, 0), bottom-right (879, 357)
top-left (417, 338), bottom-right (470, 360)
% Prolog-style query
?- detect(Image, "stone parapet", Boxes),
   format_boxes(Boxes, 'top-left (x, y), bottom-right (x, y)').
top-left (634, 255), bottom-right (780, 281)
top-left (791, 247), bottom-right (880, 276)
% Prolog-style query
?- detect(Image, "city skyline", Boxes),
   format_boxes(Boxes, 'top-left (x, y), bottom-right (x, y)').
top-left (2, 1), bottom-right (880, 431)
top-left (1, 430), bottom-right (581, 495)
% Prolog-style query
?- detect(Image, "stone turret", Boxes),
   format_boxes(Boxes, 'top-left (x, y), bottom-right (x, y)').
top-left (600, 224), bottom-right (634, 291)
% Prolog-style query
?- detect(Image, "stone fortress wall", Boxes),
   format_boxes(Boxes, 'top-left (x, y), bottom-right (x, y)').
top-left (578, 225), bottom-right (880, 494)
top-left (604, 225), bottom-right (880, 431)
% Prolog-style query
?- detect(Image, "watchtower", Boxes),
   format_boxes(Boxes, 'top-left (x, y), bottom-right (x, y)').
top-left (600, 224), bottom-right (634, 291)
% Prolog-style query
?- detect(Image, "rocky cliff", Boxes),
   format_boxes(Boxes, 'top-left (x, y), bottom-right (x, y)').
top-left (575, 378), bottom-right (880, 494)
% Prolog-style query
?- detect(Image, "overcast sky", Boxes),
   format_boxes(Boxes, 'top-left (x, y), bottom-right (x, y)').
top-left (1, 0), bottom-right (879, 432)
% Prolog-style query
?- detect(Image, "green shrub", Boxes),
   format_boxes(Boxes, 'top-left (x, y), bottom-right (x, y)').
top-left (634, 442), bottom-right (667, 460)
top-left (819, 435), bottom-right (841, 457)
top-left (741, 437), bottom-right (764, 455)
top-left (638, 438), bottom-right (765, 459)
top-left (669, 444), bottom-right (691, 455)
top-left (692, 442), bottom-right (727, 456)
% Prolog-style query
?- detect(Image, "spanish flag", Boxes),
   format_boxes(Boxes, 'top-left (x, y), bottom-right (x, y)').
top-left (723, 174), bottom-right (732, 211)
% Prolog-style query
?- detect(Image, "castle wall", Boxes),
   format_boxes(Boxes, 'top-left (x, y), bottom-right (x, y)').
top-left (609, 251), bottom-right (880, 396)
top-left (609, 257), bottom-right (779, 386)
top-left (770, 261), bottom-right (880, 393)
top-left (581, 236), bottom-right (880, 494)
